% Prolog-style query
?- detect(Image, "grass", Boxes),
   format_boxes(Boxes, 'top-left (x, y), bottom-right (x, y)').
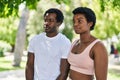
top-left (0, 56), bottom-right (26, 72)
top-left (108, 69), bottom-right (120, 80)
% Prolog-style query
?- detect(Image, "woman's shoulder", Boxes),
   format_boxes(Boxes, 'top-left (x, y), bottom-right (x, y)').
top-left (93, 39), bottom-right (108, 56)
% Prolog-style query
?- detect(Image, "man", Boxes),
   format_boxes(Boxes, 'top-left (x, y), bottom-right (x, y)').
top-left (25, 8), bottom-right (71, 80)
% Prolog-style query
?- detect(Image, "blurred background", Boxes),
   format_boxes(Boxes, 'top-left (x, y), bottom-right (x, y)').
top-left (0, 0), bottom-right (120, 80)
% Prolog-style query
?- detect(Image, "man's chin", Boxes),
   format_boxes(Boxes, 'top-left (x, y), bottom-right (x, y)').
top-left (45, 30), bottom-right (50, 33)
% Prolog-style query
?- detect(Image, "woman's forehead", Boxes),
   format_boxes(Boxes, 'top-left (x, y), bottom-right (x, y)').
top-left (73, 14), bottom-right (85, 20)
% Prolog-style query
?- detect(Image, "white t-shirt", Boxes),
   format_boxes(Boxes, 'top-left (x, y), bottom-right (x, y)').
top-left (28, 32), bottom-right (71, 80)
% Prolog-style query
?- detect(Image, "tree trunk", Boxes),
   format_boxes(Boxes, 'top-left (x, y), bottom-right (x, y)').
top-left (12, 8), bottom-right (29, 67)
top-left (10, 44), bottom-right (15, 52)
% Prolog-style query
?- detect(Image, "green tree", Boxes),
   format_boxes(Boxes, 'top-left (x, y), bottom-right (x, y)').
top-left (0, 17), bottom-right (18, 52)
top-left (92, 0), bottom-right (120, 40)
top-left (0, 0), bottom-right (40, 17)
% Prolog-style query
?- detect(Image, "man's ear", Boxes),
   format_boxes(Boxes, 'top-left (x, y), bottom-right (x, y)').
top-left (57, 22), bottom-right (61, 26)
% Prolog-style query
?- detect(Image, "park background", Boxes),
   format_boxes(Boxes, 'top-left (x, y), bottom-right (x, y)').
top-left (0, 0), bottom-right (120, 80)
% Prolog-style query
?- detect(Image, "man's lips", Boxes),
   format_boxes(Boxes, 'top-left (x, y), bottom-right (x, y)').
top-left (44, 26), bottom-right (50, 30)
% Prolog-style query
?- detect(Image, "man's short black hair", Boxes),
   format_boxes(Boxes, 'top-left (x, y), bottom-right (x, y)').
top-left (44, 8), bottom-right (64, 24)
top-left (72, 7), bottom-right (96, 30)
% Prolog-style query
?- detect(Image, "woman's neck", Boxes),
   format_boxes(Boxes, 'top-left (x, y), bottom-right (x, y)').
top-left (80, 33), bottom-right (93, 44)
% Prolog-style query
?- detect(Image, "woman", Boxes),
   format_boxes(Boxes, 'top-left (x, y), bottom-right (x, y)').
top-left (67, 7), bottom-right (108, 80)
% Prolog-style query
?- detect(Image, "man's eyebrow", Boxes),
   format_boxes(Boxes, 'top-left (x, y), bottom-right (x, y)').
top-left (77, 16), bottom-right (84, 19)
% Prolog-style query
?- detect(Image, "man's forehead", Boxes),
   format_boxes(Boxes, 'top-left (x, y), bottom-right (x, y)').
top-left (44, 13), bottom-right (56, 19)
top-left (45, 13), bottom-right (56, 16)
top-left (45, 13), bottom-right (49, 16)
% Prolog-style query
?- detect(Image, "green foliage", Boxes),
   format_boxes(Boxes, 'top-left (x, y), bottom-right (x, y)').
top-left (0, 17), bottom-right (18, 46)
top-left (116, 42), bottom-right (120, 52)
top-left (90, 0), bottom-right (120, 40)
top-left (0, 0), bottom-right (40, 17)
top-left (55, 0), bottom-right (71, 5)
top-left (99, 0), bottom-right (120, 12)
top-left (0, 0), bottom-right (19, 17)
top-left (27, 9), bottom-right (44, 36)
top-left (1, 0), bottom-right (120, 45)
top-left (112, 0), bottom-right (120, 9)
top-left (0, 0), bottom-right (73, 17)
top-left (0, 48), bottom-right (4, 57)
top-left (0, 41), bottom-right (12, 57)
top-left (99, 0), bottom-right (105, 12)
top-left (62, 4), bottom-right (74, 41)
top-left (25, 0), bottom-right (40, 9)
top-left (62, 27), bottom-right (73, 41)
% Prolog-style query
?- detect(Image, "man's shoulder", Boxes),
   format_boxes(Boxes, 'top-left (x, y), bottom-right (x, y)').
top-left (58, 33), bottom-right (71, 44)
top-left (59, 33), bottom-right (68, 39)
top-left (30, 32), bottom-right (45, 41)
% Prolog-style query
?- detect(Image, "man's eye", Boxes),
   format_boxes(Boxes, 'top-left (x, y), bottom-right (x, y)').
top-left (49, 19), bottom-right (55, 22)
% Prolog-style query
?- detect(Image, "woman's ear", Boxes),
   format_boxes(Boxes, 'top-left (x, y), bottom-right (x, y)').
top-left (88, 22), bottom-right (93, 27)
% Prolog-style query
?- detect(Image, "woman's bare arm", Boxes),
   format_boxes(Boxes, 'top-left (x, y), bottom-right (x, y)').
top-left (94, 42), bottom-right (108, 80)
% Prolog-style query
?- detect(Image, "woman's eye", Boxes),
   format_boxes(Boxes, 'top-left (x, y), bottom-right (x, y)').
top-left (49, 19), bottom-right (54, 22)
top-left (78, 20), bottom-right (82, 23)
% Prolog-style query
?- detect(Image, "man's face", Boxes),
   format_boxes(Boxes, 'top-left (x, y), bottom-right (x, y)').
top-left (44, 13), bottom-right (59, 34)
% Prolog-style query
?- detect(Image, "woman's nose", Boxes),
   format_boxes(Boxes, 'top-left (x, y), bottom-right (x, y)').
top-left (74, 22), bottom-right (78, 27)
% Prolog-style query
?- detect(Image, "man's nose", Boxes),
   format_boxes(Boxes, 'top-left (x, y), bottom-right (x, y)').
top-left (44, 21), bottom-right (48, 25)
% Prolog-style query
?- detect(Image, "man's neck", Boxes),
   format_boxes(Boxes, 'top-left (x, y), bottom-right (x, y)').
top-left (46, 32), bottom-right (58, 37)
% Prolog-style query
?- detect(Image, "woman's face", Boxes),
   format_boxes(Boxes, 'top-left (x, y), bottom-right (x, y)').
top-left (73, 14), bottom-right (91, 34)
